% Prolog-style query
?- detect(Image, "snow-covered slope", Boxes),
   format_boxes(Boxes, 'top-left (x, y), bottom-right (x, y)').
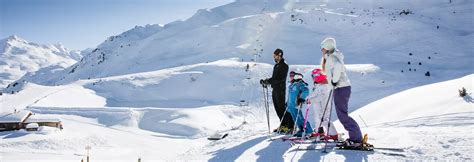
top-left (0, 35), bottom-right (78, 90)
top-left (187, 74), bottom-right (473, 161)
top-left (338, 74), bottom-right (474, 160)
top-left (349, 74), bottom-right (473, 126)
top-left (12, 0), bottom-right (473, 111)
top-left (1, 74), bottom-right (471, 161)
top-left (186, 74), bottom-right (473, 161)
top-left (1, 0), bottom-right (473, 161)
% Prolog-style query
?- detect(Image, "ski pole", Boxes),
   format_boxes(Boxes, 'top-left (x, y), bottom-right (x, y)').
top-left (262, 85), bottom-right (271, 137)
top-left (317, 88), bottom-right (333, 131)
top-left (359, 115), bottom-right (368, 128)
top-left (275, 101), bottom-right (290, 134)
top-left (292, 102), bottom-right (303, 135)
top-left (300, 102), bottom-right (312, 141)
top-left (266, 87), bottom-right (271, 136)
top-left (323, 87), bottom-right (335, 153)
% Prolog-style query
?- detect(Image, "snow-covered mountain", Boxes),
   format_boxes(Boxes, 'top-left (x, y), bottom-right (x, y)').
top-left (0, 35), bottom-right (79, 91)
top-left (9, 0), bottom-right (473, 110)
top-left (31, 0), bottom-right (290, 84)
top-left (1, 0), bottom-right (473, 161)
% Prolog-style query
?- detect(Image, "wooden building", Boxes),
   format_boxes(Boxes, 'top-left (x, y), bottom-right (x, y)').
top-left (0, 110), bottom-right (61, 131)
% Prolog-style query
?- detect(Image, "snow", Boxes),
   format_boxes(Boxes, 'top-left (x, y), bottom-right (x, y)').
top-left (0, 110), bottom-right (30, 123)
top-left (25, 123), bottom-right (38, 129)
top-left (31, 85), bottom-right (106, 108)
top-left (0, 35), bottom-right (78, 89)
top-left (349, 74), bottom-right (474, 126)
top-left (1, 0), bottom-right (473, 161)
top-left (0, 83), bottom-right (106, 113)
top-left (324, 10), bottom-right (359, 18)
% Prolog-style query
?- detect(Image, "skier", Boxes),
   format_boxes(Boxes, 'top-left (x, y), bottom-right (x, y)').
top-left (320, 37), bottom-right (363, 147)
top-left (286, 72), bottom-right (313, 137)
top-left (260, 48), bottom-right (294, 133)
top-left (307, 68), bottom-right (339, 141)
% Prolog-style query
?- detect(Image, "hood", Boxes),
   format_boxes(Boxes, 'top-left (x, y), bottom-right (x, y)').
top-left (330, 50), bottom-right (345, 64)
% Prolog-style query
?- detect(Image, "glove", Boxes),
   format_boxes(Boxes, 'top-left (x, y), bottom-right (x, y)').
top-left (260, 79), bottom-right (269, 88)
top-left (260, 79), bottom-right (270, 85)
top-left (260, 79), bottom-right (265, 85)
top-left (331, 80), bottom-right (338, 87)
top-left (306, 99), bottom-right (311, 104)
top-left (296, 98), bottom-right (305, 106)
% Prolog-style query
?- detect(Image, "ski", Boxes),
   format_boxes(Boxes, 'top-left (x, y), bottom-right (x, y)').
top-left (268, 132), bottom-right (298, 141)
top-left (336, 147), bottom-right (407, 157)
top-left (207, 121), bottom-right (246, 141)
top-left (268, 132), bottom-right (291, 141)
top-left (335, 133), bottom-right (406, 157)
top-left (290, 139), bottom-right (341, 146)
top-left (372, 147), bottom-right (405, 152)
top-left (372, 150), bottom-right (407, 157)
top-left (288, 142), bottom-right (337, 152)
top-left (207, 133), bottom-right (228, 140)
top-left (281, 134), bottom-right (324, 142)
top-left (289, 133), bottom-right (407, 157)
top-left (289, 144), bottom-right (406, 157)
top-left (282, 136), bottom-right (304, 142)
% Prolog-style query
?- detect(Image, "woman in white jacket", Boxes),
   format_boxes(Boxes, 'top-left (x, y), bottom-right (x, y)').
top-left (307, 67), bottom-right (339, 141)
top-left (320, 37), bottom-right (363, 146)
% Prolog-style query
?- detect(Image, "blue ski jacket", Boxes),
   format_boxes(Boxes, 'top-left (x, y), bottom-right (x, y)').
top-left (287, 79), bottom-right (309, 108)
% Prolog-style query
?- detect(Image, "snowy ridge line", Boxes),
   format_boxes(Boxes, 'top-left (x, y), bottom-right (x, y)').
top-left (83, 58), bottom-right (261, 82)
top-left (28, 106), bottom-right (135, 112)
top-left (324, 10), bottom-right (359, 18)
top-left (290, 64), bottom-right (380, 73)
top-left (27, 105), bottom-right (240, 112)
top-left (0, 35), bottom-right (78, 88)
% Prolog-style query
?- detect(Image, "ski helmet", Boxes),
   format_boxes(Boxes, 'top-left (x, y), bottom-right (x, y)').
top-left (294, 73), bottom-right (303, 80)
top-left (311, 68), bottom-right (327, 83)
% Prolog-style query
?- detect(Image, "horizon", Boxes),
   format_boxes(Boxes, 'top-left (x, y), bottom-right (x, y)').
top-left (0, 0), bottom-right (234, 50)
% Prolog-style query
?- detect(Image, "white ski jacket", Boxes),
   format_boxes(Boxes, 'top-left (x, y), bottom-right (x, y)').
top-left (324, 50), bottom-right (351, 88)
top-left (307, 84), bottom-right (338, 135)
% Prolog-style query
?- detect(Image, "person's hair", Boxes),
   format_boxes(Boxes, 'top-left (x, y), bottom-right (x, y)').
top-left (327, 48), bottom-right (335, 54)
top-left (321, 57), bottom-right (327, 73)
top-left (274, 48), bottom-right (283, 56)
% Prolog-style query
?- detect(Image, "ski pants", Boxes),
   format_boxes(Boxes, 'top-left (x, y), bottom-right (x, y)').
top-left (334, 86), bottom-right (362, 142)
top-left (287, 103), bottom-right (313, 134)
top-left (310, 86), bottom-right (338, 135)
top-left (272, 88), bottom-right (294, 129)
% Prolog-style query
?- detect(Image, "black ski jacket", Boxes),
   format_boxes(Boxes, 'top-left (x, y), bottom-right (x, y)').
top-left (267, 58), bottom-right (289, 90)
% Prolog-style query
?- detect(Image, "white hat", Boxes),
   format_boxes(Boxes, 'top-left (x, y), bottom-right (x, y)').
top-left (320, 37), bottom-right (336, 50)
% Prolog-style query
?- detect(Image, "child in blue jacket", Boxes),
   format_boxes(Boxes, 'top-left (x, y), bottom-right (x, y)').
top-left (287, 72), bottom-right (313, 137)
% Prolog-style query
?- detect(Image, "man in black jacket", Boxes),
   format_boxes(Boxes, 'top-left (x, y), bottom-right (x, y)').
top-left (260, 48), bottom-right (294, 133)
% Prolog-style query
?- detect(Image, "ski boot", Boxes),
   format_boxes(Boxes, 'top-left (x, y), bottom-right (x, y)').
top-left (324, 134), bottom-right (340, 141)
top-left (293, 130), bottom-right (304, 137)
top-left (337, 134), bottom-right (374, 151)
top-left (274, 126), bottom-right (291, 134)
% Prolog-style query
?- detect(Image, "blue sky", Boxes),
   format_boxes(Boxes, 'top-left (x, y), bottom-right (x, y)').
top-left (0, 0), bottom-right (234, 50)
